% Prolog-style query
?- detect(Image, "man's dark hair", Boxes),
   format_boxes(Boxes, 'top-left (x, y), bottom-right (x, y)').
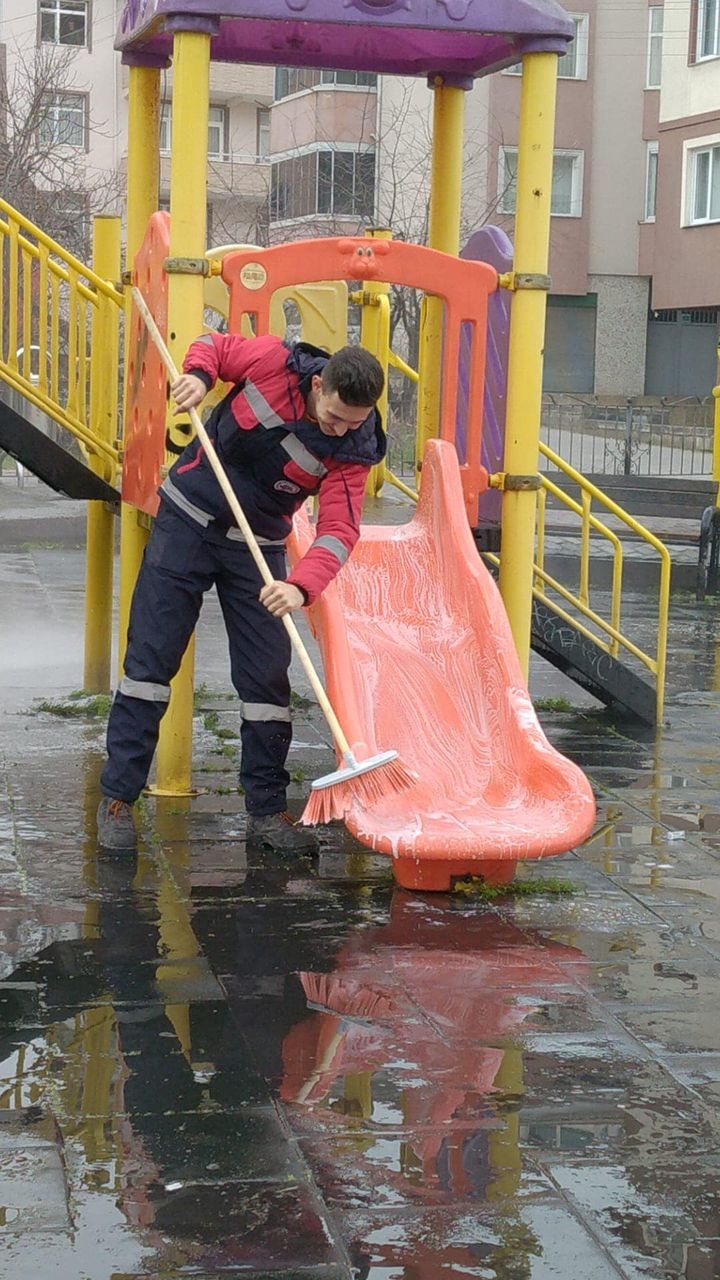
top-left (322, 345), bottom-right (384, 407)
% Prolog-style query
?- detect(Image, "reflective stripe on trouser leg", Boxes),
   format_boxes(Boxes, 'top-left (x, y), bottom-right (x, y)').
top-left (215, 543), bottom-right (293, 816)
top-left (101, 503), bottom-right (217, 802)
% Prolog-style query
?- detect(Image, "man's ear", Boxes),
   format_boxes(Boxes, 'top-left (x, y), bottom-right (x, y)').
top-left (311, 373), bottom-right (323, 392)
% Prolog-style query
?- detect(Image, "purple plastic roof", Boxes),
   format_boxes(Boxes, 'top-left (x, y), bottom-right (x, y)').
top-left (116, 0), bottom-right (574, 76)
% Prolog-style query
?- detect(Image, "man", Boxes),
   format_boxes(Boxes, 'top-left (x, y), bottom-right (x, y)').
top-left (97, 331), bottom-right (385, 854)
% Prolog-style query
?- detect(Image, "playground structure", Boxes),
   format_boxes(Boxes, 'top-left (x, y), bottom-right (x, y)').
top-left (0, 0), bottom-right (681, 886)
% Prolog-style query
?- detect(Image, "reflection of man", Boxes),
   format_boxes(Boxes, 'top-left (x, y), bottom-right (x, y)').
top-left (277, 894), bottom-right (586, 1225)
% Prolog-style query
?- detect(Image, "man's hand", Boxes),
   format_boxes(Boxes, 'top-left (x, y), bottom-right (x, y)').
top-left (171, 374), bottom-right (207, 415)
top-left (259, 581), bottom-right (305, 618)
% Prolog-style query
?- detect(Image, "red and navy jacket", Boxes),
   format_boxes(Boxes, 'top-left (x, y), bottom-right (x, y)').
top-left (160, 332), bottom-right (386, 605)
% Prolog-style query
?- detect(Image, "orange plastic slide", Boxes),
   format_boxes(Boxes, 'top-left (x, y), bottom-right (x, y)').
top-left (290, 440), bottom-right (596, 891)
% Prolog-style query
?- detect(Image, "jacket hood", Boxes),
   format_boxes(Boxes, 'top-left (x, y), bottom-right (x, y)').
top-left (286, 340), bottom-right (386, 466)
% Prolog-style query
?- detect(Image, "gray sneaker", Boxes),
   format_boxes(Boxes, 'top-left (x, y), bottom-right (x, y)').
top-left (246, 810), bottom-right (318, 854)
top-left (97, 797), bottom-right (138, 851)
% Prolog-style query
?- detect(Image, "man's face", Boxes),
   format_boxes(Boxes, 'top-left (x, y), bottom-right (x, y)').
top-left (310, 374), bottom-right (373, 437)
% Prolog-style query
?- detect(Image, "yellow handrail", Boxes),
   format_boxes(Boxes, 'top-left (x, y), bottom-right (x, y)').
top-left (0, 199), bottom-right (124, 471)
top-left (537, 441), bottom-right (670, 722)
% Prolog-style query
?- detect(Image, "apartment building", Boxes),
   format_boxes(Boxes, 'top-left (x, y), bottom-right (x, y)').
top-left (0, 0), bottom-right (273, 254)
top-left (267, 2), bottom-right (720, 399)
top-left (642, 0), bottom-right (720, 396)
top-left (2, 1), bottom-right (716, 398)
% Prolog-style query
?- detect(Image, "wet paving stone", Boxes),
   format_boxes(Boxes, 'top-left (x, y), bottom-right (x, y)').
top-left (4, 548), bottom-right (720, 1275)
top-left (338, 1199), bottom-right (626, 1278)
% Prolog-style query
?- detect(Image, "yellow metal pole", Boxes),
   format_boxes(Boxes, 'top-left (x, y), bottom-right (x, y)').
top-left (153, 28), bottom-right (211, 796)
top-left (498, 52), bottom-right (559, 677)
top-left (360, 228), bottom-right (391, 497)
top-left (416, 76), bottom-right (467, 473)
top-left (84, 215), bottom-right (121, 692)
top-left (486, 1048), bottom-right (523, 1201)
top-left (118, 61), bottom-right (163, 675)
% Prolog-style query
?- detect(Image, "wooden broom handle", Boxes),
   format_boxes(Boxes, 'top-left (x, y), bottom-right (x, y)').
top-left (132, 287), bottom-right (353, 759)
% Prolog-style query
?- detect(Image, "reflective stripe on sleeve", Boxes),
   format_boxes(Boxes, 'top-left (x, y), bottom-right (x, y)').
top-left (239, 701), bottom-right (292, 722)
top-left (243, 379), bottom-right (286, 428)
top-left (194, 334), bottom-right (215, 346)
top-left (281, 433), bottom-right (327, 478)
top-left (161, 477), bottom-right (213, 527)
top-left (119, 677), bottom-right (171, 703)
top-left (312, 535), bottom-right (349, 566)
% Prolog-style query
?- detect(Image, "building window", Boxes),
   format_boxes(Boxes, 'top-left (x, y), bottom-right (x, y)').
top-left (319, 69), bottom-right (377, 87)
top-left (557, 14), bottom-right (589, 79)
top-left (274, 66), bottom-right (377, 99)
top-left (207, 106), bottom-right (227, 161)
top-left (697, 0), bottom-right (720, 60)
top-left (271, 148), bottom-right (375, 222)
top-left (499, 147), bottom-right (584, 217)
top-left (39, 0), bottom-right (88, 47)
top-left (689, 143), bottom-right (720, 223)
top-left (39, 92), bottom-right (87, 148)
top-left (646, 7), bottom-right (664, 88)
top-left (159, 104), bottom-right (227, 160)
top-left (256, 108), bottom-right (270, 160)
top-left (645, 143), bottom-right (659, 221)
top-left (318, 150), bottom-right (374, 216)
top-left (504, 14), bottom-right (589, 79)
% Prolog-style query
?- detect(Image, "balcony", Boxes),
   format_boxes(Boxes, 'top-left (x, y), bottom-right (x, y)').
top-left (120, 60), bottom-right (274, 105)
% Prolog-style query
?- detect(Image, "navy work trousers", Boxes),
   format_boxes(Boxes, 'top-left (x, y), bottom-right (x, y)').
top-left (101, 501), bottom-right (292, 815)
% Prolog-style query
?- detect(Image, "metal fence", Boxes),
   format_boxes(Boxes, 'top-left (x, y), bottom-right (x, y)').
top-left (385, 399), bottom-right (716, 482)
top-left (540, 400), bottom-right (714, 478)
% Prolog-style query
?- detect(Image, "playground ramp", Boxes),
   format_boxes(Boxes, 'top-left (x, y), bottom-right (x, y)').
top-left (290, 440), bottom-right (596, 892)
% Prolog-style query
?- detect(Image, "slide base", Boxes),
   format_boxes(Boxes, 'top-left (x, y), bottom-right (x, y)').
top-left (393, 857), bottom-right (518, 893)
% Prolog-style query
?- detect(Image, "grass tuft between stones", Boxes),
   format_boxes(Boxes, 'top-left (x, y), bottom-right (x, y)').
top-left (453, 875), bottom-right (576, 900)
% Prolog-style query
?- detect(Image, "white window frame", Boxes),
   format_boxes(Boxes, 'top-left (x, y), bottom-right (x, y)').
top-left (39, 92), bottom-right (87, 149)
top-left (697, 0), bottom-right (720, 61)
top-left (646, 7), bottom-right (664, 88)
top-left (39, 0), bottom-right (88, 48)
top-left (498, 146), bottom-right (585, 218)
top-left (270, 140), bottom-right (375, 226)
top-left (644, 142), bottom-right (659, 221)
top-left (504, 13), bottom-right (589, 79)
top-left (684, 136), bottom-right (720, 225)
top-left (159, 103), bottom-right (227, 161)
top-left (256, 107), bottom-right (270, 160)
top-left (207, 105), bottom-right (227, 161)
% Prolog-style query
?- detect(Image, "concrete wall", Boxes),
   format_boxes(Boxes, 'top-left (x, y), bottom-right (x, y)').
top-left (589, 274), bottom-right (650, 395)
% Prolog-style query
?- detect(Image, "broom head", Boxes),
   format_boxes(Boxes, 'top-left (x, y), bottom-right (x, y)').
top-left (301, 750), bottom-right (415, 825)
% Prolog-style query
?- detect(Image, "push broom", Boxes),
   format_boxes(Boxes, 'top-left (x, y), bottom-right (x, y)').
top-left (133, 287), bottom-right (413, 825)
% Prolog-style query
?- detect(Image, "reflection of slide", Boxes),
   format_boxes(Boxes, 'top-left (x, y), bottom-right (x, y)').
top-left (280, 893), bottom-right (587, 1227)
top-left (290, 440), bottom-right (596, 891)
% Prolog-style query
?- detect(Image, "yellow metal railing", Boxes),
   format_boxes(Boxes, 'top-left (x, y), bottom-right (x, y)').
top-left (0, 198), bottom-right (123, 480)
top-left (485, 442), bottom-right (671, 723)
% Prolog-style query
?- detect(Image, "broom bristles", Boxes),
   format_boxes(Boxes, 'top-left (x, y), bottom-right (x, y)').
top-left (301, 756), bottom-right (414, 826)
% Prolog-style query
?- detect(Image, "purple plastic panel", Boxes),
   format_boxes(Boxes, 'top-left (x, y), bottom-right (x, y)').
top-left (455, 225), bottom-right (513, 531)
top-left (116, 0), bottom-right (574, 74)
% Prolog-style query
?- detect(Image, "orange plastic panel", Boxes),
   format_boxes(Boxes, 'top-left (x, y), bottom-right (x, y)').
top-left (222, 238), bottom-right (496, 524)
top-left (289, 440), bottom-right (596, 892)
top-left (122, 212), bottom-right (170, 517)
